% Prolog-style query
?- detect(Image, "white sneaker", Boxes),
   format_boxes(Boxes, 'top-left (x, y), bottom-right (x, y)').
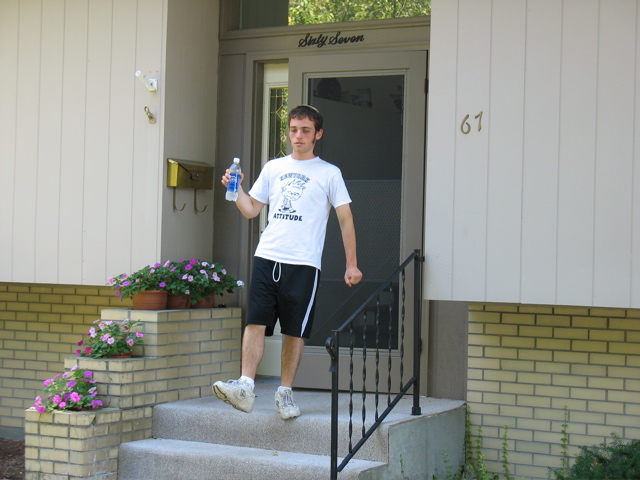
top-left (275, 388), bottom-right (300, 420)
top-left (212, 379), bottom-right (255, 413)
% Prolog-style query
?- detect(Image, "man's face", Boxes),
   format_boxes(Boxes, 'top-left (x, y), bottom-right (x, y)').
top-left (289, 116), bottom-right (323, 160)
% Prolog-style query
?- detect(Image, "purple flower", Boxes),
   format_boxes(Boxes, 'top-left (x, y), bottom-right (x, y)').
top-left (154, 263), bottom-right (162, 268)
top-left (58, 402), bottom-right (66, 408)
top-left (184, 264), bottom-right (193, 271)
top-left (77, 340), bottom-right (83, 346)
top-left (43, 379), bottom-right (52, 387)
top-left (91, 400), bottom-right (103, 409)
top-left (189, 259), bottom-right (198, 265)
top-left (84, 371), bottom-right (93, 378)
top-left (150, 268), bottom-right (155, 274)
top-left (53, 395), bottom-right (62, 405)
top-left (222, 269), bottom-right (227, 274)
top-left (70, 392), bottom-right (81, 403)
top-left (159, 282), bottom-right (166, 288)
top-left (67, 381), bottom-right (76, 388)
top-left (76, 349), bottom-right (82, 356)
top-left (122, 280), bottom-right (131, 287)
top-left (35, 405), bottom-right (46, 413)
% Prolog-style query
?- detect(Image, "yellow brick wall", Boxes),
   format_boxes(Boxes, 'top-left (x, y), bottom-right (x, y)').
top-left (0, 282), bottom-right (132, 438)
top-left (467, 304), bottom-right (640, 480)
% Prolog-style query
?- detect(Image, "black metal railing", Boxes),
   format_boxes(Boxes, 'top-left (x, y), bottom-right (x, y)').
top-left (325, 249), bottom-right (425, 479)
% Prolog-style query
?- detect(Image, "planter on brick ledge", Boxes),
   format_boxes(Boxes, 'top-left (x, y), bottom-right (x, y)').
top-left (25, 306), bottom-right (242, 480)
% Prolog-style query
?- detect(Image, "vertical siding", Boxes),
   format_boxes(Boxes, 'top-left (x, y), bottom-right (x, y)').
top-left (556, 0), bottom-right (599, 306)
top-left (592, 2), bottom-right (636, 307)
top-left (0, 0), bottom-right (168, 285)
top-left (0, 1), bottom-right (19, 281)
top-left (427, 0), bottom-right (640, 308)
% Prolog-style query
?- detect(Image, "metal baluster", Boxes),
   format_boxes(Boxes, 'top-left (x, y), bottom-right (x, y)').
top-left (348, 322), bottom-right (354, 453)
top-left (374, 292), bottom-right (381, 422)
top-left (361, 310), bottom-right (367, 439)
top-left (400, 268), bottom-right (406, 391)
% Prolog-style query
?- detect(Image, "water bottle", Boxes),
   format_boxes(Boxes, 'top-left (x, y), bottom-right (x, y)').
top-left (225, 158), bottom-right (241, 201)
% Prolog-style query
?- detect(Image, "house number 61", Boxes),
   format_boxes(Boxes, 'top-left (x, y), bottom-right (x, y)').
top-left (460, 111), bottom-right (483, 134)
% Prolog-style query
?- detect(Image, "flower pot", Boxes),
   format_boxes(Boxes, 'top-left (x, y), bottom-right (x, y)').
top-left (192, 294), bottom-right (215, 309)
top-left (108, 351), bottom-right (132, 359)
top-left (167, 294), bottom-right (191, 309)
top-left (132, 290), bottom-right (168, 310)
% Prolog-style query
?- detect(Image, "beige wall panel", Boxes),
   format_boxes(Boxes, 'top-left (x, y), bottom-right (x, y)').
top-left (592, 2), bottom-right (636, 307)
top-left (58, 1), bottom-right (89, 284)
top-left (12, 0), bottom-right (42, 283)
top-left (425, 2), bottom-right (458, 300)
top-left (556, 0), bottom-right (598, 306)
top-left (130, 0), bottom-right (165, 267)
top-left (82, 0), bottom-right (114, 284)
top-left (105, 0), bottom-right (140, 279)
top-left (161, 0), bottom-right (219, 263)
top-left (451, 0), bottom-right (491, 301)
top-left (520, 0), bottom-right (562, 304)
top-left (427, 0), bottom-right (640, 308)
top-left (0, 1), bottom-right (19, 280)
top-left (35, 0), bottom-right (65, 284)
top-left (485, 0), bottom-right (526, 302)
top-left (635, 6), bottom-right (640, 308)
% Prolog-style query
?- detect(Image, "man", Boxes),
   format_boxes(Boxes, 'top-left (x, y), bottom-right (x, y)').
top-left (214, 105), bottom-right (362, 420)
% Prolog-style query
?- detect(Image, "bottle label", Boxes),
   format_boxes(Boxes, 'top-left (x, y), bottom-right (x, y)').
top-left (227, 173), bottom-right (239, 192)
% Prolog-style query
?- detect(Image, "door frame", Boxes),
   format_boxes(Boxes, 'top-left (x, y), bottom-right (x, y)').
top-left (287, 51), bottom-right (427, 390)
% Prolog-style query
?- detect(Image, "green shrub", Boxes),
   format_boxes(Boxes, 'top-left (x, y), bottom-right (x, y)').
top-left (552, 434), bottom-right (640, 480)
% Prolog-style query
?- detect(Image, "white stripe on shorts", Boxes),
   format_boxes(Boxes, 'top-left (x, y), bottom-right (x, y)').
top-left (299, 269), bottom-right (319, 336)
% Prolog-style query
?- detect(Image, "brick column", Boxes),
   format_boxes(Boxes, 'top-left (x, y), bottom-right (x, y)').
top-left (24, 307), bottom-right (242, 480)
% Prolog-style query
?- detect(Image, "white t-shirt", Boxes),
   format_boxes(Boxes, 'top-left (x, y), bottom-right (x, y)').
top-left (249, 155), bottom-right (351, 270)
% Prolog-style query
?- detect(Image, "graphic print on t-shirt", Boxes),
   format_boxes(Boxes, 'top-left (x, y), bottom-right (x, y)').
top-left (274, 173), bottom-right (310, 218)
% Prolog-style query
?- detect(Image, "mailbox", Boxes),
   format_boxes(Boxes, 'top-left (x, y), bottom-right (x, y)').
top-left (167, 159), bottom-right (214, 190)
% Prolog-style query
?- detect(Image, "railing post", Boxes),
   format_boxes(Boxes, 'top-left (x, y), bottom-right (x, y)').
top-left (412, 249), bottom-right (423, 415)
top-left (327, 332), bottom-right (340, 480)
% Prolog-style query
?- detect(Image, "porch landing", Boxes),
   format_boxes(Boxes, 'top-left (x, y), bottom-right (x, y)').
top-left (118, 380), bottom-right (466, 480)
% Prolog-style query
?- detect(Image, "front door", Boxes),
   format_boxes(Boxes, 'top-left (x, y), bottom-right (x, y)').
top-left (288, 51), bottom-right (427, 390)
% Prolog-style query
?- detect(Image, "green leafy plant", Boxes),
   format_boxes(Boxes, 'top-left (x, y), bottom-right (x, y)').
top-left (168, 258), bottom-right (244, 304)
top-left (33, 365), bottom-right (103, 412)
top-left (551, 434), bottom-right (640, 480)
top-left (76, 319), bottom-right (144, 358)
top-left (108, 261), bottom-right (171, 300)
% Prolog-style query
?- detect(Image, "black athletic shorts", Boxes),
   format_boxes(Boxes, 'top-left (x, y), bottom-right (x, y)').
top-left (246, 256), bottom-right (320, 339)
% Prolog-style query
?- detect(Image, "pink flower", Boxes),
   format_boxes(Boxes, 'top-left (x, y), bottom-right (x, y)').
top-left (185, 290), bottom-right (190, 295)
top-left (184, 264), bottom-right (193, 271)
top-left (222, 269), bottom-right (227, 274)
top-left (58, 402), bottom-right (66, 409)
top-left (102, 334), bottom-right (110, 342)
top-left (200, 270), bottom-right (207, 275)
top-left (85, 347), bottom-right (91, 354)
top-left (77, 340), bottom-right (83, 346)
top-left (67, 381), bottom-right (76, 388)
top-left (76, 349), bottom-right (82, 356)
top-left (53, 395), bottom-right (62, 405)
top-left (35, 405), bottom-right (46, 413)
top-left (127, 339), bottom-right (134, 347)
top-left (89, 327), bottom-right (97, 337)
top-left (107, 337), bottom-right (115, 345)
top-left (70, 392), bottom-right (81, 403)
top-left (189, 259), bottom-right (198, 265)
top-left (71, 365), bottom-right (79, 371)
top-left (43, 379), bottom-right (52, 387)
top-left (91, 400), bottom-right (103, 409)
top-left (84, 371), bottom-right (93, 378)
top-left (188, 275), bottom-right (194, 282)
top-left (136, 332), bottom-right (144, 338)
top-left (107, 277), bottom-right (114, 285)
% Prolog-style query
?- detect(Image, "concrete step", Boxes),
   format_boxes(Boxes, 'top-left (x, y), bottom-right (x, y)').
top-left (118, 438), bottom-right (383, 480)
top-left (118, 380), bottom-right (467, 479)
